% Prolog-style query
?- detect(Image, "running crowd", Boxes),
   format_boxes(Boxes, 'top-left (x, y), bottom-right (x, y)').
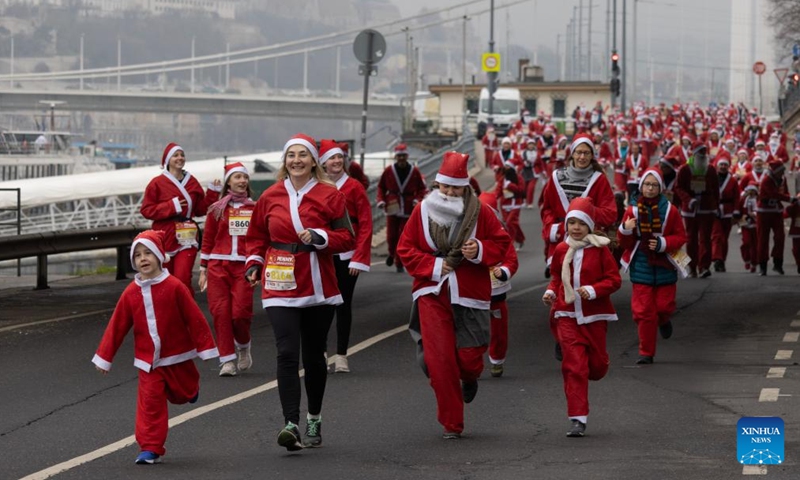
top-left (90, 101), bottom-right (800, 465)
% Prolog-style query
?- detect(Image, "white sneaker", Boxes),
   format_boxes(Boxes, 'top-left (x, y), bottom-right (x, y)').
top-left (334, 355), bottom-right (350, 373)
top-left (219, 361), bottom-right (237, 377)
top-left (237, 346), bottom-right (252, 371)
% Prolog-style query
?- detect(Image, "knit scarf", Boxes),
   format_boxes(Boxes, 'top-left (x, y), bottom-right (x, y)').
top-left (561, 233), bottom-right (610, 305)
top-left (636, 196), bottom-right (662, 234)
top-left (427, 188), bottom-right (481, 269)
top-left (207, 192), bottom-right (255, 220)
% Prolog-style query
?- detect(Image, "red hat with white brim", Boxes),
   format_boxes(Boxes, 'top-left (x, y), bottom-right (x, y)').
top-left (435, 151), bottom-right (470, 187)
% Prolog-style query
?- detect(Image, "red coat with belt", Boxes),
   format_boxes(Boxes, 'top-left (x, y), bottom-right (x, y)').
top-left (335, 174), bottom-right (374, 272)
top-left (674, 164), bottom-right (720, 217)
top-left (717, 173), bottom-right (741, 218)
top-left (141, 171), bottom-right (220, 255)
top-left (245, 178), bottom-right (355, 308)
top-left (377, 164), bottom-right (427, 218)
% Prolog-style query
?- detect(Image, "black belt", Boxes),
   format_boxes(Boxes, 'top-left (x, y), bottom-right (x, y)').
top-left (270, 242), bottom-right (316, 253)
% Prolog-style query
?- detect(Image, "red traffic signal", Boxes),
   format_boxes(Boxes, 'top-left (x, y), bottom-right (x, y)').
top-left (793, 73), bottom-right (800, 85)
top-left (611, 52), bottom-right (619, 62)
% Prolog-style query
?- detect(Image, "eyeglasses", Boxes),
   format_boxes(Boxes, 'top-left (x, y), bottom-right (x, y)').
top-left (573, 151), bottom-right (593, 158)
top-left (642, 182), bottom-right (661, 189)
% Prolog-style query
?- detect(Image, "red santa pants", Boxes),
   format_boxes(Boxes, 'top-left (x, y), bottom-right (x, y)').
top-left (386, 215), bottom-right (409, 266)
top-left (136, 361), bottom-right (200, 456)
top-left (207, 260), bottom-right (253, 364)
top-left (418, 288), bottom-right (486, 434)
top-left (683, 214), bottom-right (714, 272)
top-left (757, 212), bottom-right (785, 263)
top-left (166, 248), bottom-right (197, 294)
top-left (631, 283), bottom-right (676, 357)
top-left (502, 208), bottom-right (525, 245)
top-left (489, 299), bottom-right (508, 364)
top-left (525, 178), bottom-right (538, 206)
top-left (740, 228), bottom-right (758, 266)
top-left (711, 217), bottom-right (733, 262)
top-left (558, 317), bottom-right (609, 418)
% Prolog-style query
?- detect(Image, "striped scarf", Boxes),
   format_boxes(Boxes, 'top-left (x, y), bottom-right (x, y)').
top-left (636, 196), bottom-right (661, 234)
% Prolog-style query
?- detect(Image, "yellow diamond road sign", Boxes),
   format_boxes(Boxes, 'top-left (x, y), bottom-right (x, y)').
top-left (482, 53), bottom-right (500, 73)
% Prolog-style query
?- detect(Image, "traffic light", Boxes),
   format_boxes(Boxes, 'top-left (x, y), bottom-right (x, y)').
top-left (793, 73), bottom-right (800, 86)
top-left (611, 51), bottom-right (620, 76)
top-left (610, 78), bottom-right (621, 96)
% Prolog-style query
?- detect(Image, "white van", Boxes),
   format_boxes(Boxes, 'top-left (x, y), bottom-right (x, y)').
top-left (477, 87), bottom-right (521, 138)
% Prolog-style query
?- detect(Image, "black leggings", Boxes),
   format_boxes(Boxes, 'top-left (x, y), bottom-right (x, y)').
top-left (333, 256), bottom-right (360, 355)
top-left (266, 305), bottom-right (335, 425)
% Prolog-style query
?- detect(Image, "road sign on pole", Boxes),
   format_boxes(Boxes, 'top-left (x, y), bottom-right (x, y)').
top-left (774, 68), bottom-right (789, 85)
top-left (353, 29), bottom-right (386, 167)
top-left (793, 44), bottom-right (800, 58)
top-left (752, 61), bottom-right (766, 75)
top-left (482, 52), bottom-right (500, 73)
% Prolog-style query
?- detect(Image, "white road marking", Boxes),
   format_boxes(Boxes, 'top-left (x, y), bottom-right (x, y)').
top-left (507, 281), bottom-right (550, 300)
top-left (18, 324), bottom-right (408, 480)
top-left (791, 320), bottom-right (800, 328)
top-left (759, 388), bottom-right (780, 402)
top-left (0, 309), bottom-right (113, 334)
top-left (742, 465), bottom-right (768, 475)
top-left (775, 350), bottom-right (793, 360)
top-left (766, 367), bottom-right (786, 379)
top-left (782, 332), bottom-right (799, 342)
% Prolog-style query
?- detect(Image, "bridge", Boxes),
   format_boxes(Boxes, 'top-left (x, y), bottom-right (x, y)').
top-left (0, 89), bottom-right (403, 122)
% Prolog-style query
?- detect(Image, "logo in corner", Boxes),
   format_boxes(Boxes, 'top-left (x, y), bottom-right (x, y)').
top-left (737, 417), bottom-right (784, 465)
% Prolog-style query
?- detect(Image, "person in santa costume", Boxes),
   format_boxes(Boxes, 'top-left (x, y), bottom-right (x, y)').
top-left (539, 135), bottom-right (616, 358)
top-left (397, 151), bottom-right (511, 439)
top-left (542, 197), bottom-right (620, 437)
top-left (624, 140), bottom-right (650, 200)
top-left (711, 157), bottom-right (740, 272)
top-left (496, 160), bottom-right (526, 249)
top-left (377, 143), bottom-right (427, 273)
top-left (674, 144), bottom-right (719, 278)
top-left (738, 154), bottom-right (768, 191)
top-left (92, 230), bottom-right (219, 465)
top-left (491, 136), bottom-right (520, 173)
top-left (481, 126), bottom-right (500, 168)
top-left (198, 162), bottom-right (255, 377)
top-left (731, 148), bottom-right (752, 180)
top-left (521, 138), bottom-right (544, 209)
top-left (612, 137), bottom-right (630, 194)
top-left (784, 194), bottom-right (800, 274)
top-left (733, 182), bottom-right (759, 273)
top-left (664, 134), bottom-right (693, 166)
top-left (141, 143), bottom-right (221, 294)
top-left (756, 160), bottom-right (791, 275)
top-left (245, 133), bottom-right (355, 451)
top-left (618, 169), bottom-right (687, 365)
top-left (319, 139), bottom-right (373, 374)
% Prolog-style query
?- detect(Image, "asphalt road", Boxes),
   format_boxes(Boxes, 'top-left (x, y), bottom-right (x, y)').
top-left (1, 200), bottom-right (799, 480)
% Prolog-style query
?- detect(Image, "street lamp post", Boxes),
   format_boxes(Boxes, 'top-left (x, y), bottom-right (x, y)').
top-left (487, 0), bottom-right (496, 129)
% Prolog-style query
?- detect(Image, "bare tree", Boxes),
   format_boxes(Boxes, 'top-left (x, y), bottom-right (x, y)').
top-left (767, 0), bottom-right (800, 60)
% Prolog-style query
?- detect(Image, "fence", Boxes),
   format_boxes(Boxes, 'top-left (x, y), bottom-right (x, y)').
top-left (0, 188), bottom-right (21, 275)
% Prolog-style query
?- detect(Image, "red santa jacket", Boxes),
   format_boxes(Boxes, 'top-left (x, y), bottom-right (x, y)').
top-left (245, 178), bottom-right (355, 308)
top-left (539, 170), bottom-right (617, 257)
top-left (92, 271), bottom-right (219, 372)
top-left (376, 163), bottom-right (427, 218)
top-left (491, 148), bottom-right (522, 171)
top-left (482, 134), bottom-right (500, 157)
top-left (665, 143), bottom-right (691, 166)
top-left (141, 171), bottom-right (220, 255)
top-left (496, 172), bottom-right (525, 211)
top-left (545, 241), bottom-right (621, 325)
top-left (618, 200), bottom-right (687, 275)
top-left (396, 198), bottom-right (511, 310)
top-left (348, 161), bottom-right (370, 189)
top-left (732, 158), bottom-right (752, 179)
top-left (717, 173), bottom-right (741, 218)
top-left (784, 201), bottom-right (800, 237)
top-left (757, 174), bottom-right (790, 214)
top-left (738, 169), bottom-right (767, 191)
top-left (624, 151), bottom-right (650, 185)
top-left (200, 199), bottom-right (254, 267)
top-left (335, 174), bottom-right (373, 271)
top-left (674, 164), bottom-right (720, 217)
top-left (521, 148), bottom-right (545, 178)
top-left (733, 194), bottom-right (759, 230)
top-left (768, 143), bottom-right (789, 164)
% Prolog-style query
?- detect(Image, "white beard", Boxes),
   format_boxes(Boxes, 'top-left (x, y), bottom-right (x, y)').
top-left (424, 191), bottom-right (464, 227)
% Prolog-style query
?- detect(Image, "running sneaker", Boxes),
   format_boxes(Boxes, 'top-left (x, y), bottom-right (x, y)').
top-left (303, 417), bottom-right (322, 448)
top-left (219, 361), bottom-right (237, 377)
top-left (659, 321), bottom-right (673, 339)
top-left (334, 355), bottom-right (350, 373)
top-left (566, 420), bottom-right (586, 437)
top-left (277, 422), bottom-right (303, 451)
top-left (442, 431), bottom-right (461, 439)
top-left (490, 364), bottom-right (504, 378)
top-left (461, 380), bottom-right (478, 404)
top-left (237, 345), bottom-right (253, 371)
top-left (134, 451), bottom-right (160, 465)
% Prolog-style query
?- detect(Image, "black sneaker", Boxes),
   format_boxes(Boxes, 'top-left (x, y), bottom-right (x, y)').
top-left (554, 342), bottom-right (563, 362)
top-left (719, 262), bottom-right (726, 272)
top-left (396, 264), bottom-right (405, 273)
top-left (713, 260), bottom-right (723, 272)
top-left (303, 417), bottom-right (322, 448)
top-left (659, 321), bottom-right (673, 339)
top-left (636, 355), bottom-right (654, 365)
top-left (699, 269), bottom-right (712, 278)
top-left (566, 420), bottom-right (586, 437)
top-left (385, 256), bottom-right (394, 267)
top-left (461, 380), bottom-right (478, 404)
top-left (544, 266), bottom-right (551, 278)
top-left (773, 262), bottom-right (785, 275)
top-left (442, 431), bottom-right (461, 440)
top-left (277, 422), bottom-right (303, 451)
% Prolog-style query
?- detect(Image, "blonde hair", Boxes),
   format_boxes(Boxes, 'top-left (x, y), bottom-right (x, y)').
top-left (276, 145), bottom-right (333, 186)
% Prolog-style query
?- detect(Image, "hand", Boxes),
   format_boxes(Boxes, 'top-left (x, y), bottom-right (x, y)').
top-left (179, 198), bottom-right (188, 208)
top-left (492, 267), bottom-right (504, 279)
top-left (198, 269), bottom-right (207, 292)
top-left (441, 263), bottom-right (454, 276)
top-left (461, 239), bottom-right (478, 260)
top-left (648, 239), bottom-right (659, 251)
top-left (377, 201), bottom-right (386, 210)
top-left (211, 179), bottom-right (222, 188)
top-left (348, 268), bottom-right (361, 276)
top-left (245, 265), bottom-right (261, 286)
top-left (95, 365), bottom-right (108, 375)
top-left (542, 292), bottom-right (555, 306)
top-left (576, 287), bottom-right (591, 299)
top-left (624, 217), bottom-right (637, 231)
top-left (298, 229), bottom-right (313, 244)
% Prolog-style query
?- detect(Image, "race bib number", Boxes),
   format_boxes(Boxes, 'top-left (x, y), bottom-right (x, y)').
top-left (385, 199), bottom-right (400, 216)
top-left (265, 252), bottom-right (297, 291)
top-left (629, 169), bottom-right (639, 181)
top-left (710, 147), bottom-right (719, 157)
top-left (490, 269), bottom-right (508, 290)
top-left (175, 221), bottom-right (198, 246)
top-left (669, 246), bottom-right (692, 277)
top-left (228, 208), bottom-right (253, 236)
top-left (690, 177), bottom-right (706, 193)
top-left (503, 189), bottom-right (515, 199)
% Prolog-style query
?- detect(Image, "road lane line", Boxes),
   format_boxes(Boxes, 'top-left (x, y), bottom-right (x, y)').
top-left (19, 324), bottom-right (408, 480)
top-left (759, 388), bottom-right (780, 402)
top-left (775, 350), bottom-right (793, 360)
top-left (507, 281), bottom-right (550, 300)
top-left (742, 465), bottom-right (768, 475)
top-left (0, 309), bottom-right (113, 334)
top-left (791, 320), bottom-right (800, 328)
top-left (766, 367), bottom-right (786, 379)
top-left (782, 332), bottom-right (799, 342)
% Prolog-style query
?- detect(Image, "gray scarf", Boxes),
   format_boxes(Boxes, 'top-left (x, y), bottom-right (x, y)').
top-left (428, 188), bottom-right (480, 268)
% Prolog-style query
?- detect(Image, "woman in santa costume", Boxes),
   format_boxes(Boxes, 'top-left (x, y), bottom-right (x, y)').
top-left (539, 135), bottom-right (616, 358)
top-left (521, 138), bottom-right (544, 209)
top-left (624, 140), bottom-right (650, 200)
top-left (612, 136), bottom-right (630, 194)
top-left (618, 169), bottom-right (687, 365)
top-left (398, 151), bottom-right (511, 439)
top-left (141, 143), bottom-right (221, 293)
top-left (319, 139), bottom-right (373, 374)
top-left (733, 182), bottom-right (759, 273)
top-left (542, 197), bottom-right (620, 437)
top-left (245, 133), bottom-right (355, 451)
top-left (92, 230), bottom-right (218, 465)
top-left (198, 162), bottom-right (255, 377)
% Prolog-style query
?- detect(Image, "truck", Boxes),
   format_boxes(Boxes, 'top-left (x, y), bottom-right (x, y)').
top-left (476, 87), bottom-right (522, 138)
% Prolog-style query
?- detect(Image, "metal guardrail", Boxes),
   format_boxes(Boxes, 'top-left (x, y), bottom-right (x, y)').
top-left (0, 188), bottom-right (21, 275)
top-left (0, 225), bottom-right (144, 289)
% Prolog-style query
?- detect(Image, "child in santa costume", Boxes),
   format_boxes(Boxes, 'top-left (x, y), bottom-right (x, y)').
top-left (92, 230), bottom-right (219, 465)
top-left (733, 182), bottom-right (759, 273)
top-left (784, 194), bottom-right (800, 274)
top-left (198, 162), bottom-right (255, 377)
top-left (618, 169), bottom-right (688, 365)
top-left (141, 143), bottom-right (221, 294)
top-left (398, 151), bottom-right (511, 439)
top-left (543, 197), bottom-right (620, 437)
top-left (319, 139), bottom-right (373, 373)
